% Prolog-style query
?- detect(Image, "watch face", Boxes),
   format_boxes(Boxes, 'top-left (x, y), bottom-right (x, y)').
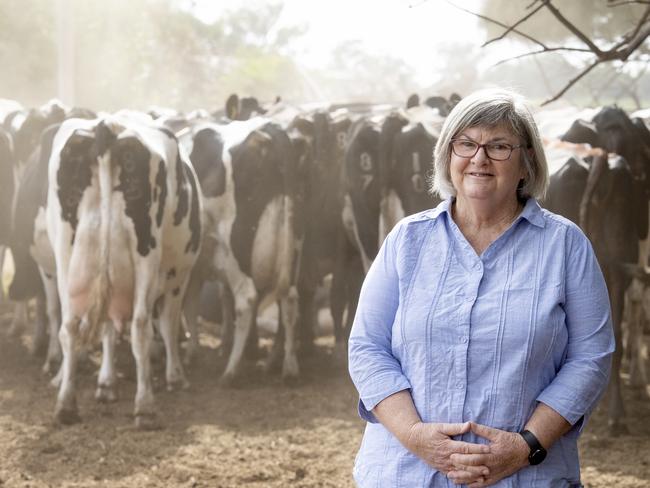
top-left (529, 448), bottom-right (546, 465)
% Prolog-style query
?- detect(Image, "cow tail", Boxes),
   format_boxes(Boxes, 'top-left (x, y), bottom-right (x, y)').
top-left (579, 150), bottom-right (608, 236)
top-left (82, 124), bottom-right (114, 344)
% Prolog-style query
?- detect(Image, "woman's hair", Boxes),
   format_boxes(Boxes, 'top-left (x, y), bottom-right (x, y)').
top-left (430, 87), bottom-right (549, 200)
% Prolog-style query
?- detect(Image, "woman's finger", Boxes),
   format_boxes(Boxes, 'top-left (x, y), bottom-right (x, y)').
top-left (470, 422), bottom-right (502, 440)
top-left (436, 421), bottom-right (472, 437)
top-left (447, 439), bottom-right (490, 455)
top-left (448, 470), bottom-right (485, 486)
top-left (449, 461), bottom-right (490, 477)
top-left (450, 452), bottom-right (490, 467)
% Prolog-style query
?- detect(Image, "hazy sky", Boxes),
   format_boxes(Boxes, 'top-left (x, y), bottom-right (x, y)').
top-left (189, 0), bottom-right (519, 84)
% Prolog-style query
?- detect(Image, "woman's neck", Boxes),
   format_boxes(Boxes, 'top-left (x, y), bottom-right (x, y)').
top-left (452, 196), bottom-right (523, 254)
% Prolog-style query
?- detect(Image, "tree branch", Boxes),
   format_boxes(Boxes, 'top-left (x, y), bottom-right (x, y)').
top-left (543, 1), bottom-right (605, 54)
top-left (454, 0), bottom-right (650, 104)
top-left (443, 0), bottom-right (549, 49)
top-left (607, 1), bottom-right (650, 6)
top-left (491, 47), bottom-right (592, 67)
top-left (616, 11), bottom-right (650, 59)
top-left (483, 2), bottom-right (547, 47)
top-left (541, 60), bottom-right (602, 105)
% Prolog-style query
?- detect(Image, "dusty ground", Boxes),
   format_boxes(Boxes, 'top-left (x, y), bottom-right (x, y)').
top-left (0, 300), bottom-right (649, 488)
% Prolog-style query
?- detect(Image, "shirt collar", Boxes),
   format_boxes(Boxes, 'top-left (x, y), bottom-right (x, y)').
top-left (424, 197), bottom-right (546, 228)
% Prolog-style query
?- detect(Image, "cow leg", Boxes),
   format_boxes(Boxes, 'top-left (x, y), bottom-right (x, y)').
top-left (345, 258), bottom-right (364, 339)
top-left (219, 281), bottom-right (235, 359)
top-left (54, 315), bottom-right (82, 425)
top-left (266, 310), bottom-right (285, 375)
top-left (330, 250), bottom-right (347, 347)
top-left (0, 245), bottom-right (6, 303)
top-left (607, 273), bottom-right (628, 435)
top-left (131, 311), bottom-right (158, 430)
top-left (628, 293), bottom-right (643, 388)
top-left (279, 286), bottom-right (300, 383)
top-left (95, 321), bottom-right (118, 403)
top-left (8, 300), bottom-right (28, 337)
top-left (219, 278), bottom-right (256, 387)
top-left (297, 284), bottom-right (317, 357)
top-left (40, 271), bottom-right (62, 375)
top-left (629, 299), bottom-right (649, 396)
top-left (182, 270), bottom-right (203, 367)
top-left (159, 291), bottom-right (189, 391)
top-left (32, 293), bottom-right (48, 358)
top-left (244, 313), bottom-right (260, 360)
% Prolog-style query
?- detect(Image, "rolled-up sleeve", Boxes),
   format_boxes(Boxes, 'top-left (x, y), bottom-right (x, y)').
top-left (348, 223), bottom-right (412, 423)
top-left (536, 225), bottom-right (615, 431)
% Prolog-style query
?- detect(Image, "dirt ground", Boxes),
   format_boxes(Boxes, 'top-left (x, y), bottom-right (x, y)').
top-left (0, 301), bottom-right (649, 488)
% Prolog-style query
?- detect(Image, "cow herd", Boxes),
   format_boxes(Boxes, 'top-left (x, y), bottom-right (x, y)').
top-left (0, 94), bottom-right (649, 435)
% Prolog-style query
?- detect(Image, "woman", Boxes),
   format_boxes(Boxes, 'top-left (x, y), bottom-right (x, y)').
top-left (348, 88), bottom-right (614, 487)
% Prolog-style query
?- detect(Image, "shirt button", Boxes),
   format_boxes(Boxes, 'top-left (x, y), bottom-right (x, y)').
top-left (457, 383), bottom-right (463, 389)
top-left (460, 336), bottom-right (468, 343)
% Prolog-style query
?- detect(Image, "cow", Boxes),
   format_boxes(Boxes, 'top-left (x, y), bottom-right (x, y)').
top-left (8, 124), bottom-right (60, 366)
top-left (329, 114), bottom-right (384, 354)
top-left (5, 101), bottom-right (68, 171)
top-left (3, 101), bottom-right (77, 337)
top-left (544, 105), bottom-right (650, 435)
top-left (289, 109), bottom-right (352, 356)
top-left (47, 115), bottom-right (202, 428)
top-left (422, 93), bottom-right (462, 116)
top-left (378, 105), bottom-right (444, 243)
top-left (331, 103), bottom-right (443, 354)
top-left (0, 127), bottom-right (14, 304)
top-left (181, 116), bottom-right (304, 386)
top-left (8, 107), bottom-right (97, 367)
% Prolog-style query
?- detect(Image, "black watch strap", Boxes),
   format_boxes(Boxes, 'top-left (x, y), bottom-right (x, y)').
top-left (519, 429), bottom-right (547, 465)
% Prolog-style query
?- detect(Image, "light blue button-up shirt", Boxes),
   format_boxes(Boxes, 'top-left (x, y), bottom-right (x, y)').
top-left (348, 198), bottom-right (614, 487)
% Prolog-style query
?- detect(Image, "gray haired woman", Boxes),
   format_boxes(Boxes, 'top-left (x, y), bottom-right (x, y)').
top-left (348, 88), bottom-right (614, 487)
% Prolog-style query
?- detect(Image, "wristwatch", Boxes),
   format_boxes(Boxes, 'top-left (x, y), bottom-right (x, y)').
top-left (519, 429), bottom-right (547, 465)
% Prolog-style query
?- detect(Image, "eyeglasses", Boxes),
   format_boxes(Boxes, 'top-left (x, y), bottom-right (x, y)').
top-left (450, 139), bottom-right (526, 161)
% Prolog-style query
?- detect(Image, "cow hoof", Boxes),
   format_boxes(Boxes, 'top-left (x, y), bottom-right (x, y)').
top-left (42, 358), bottom-right (59, 376)
top-left (54, 406), bottom-right (81, 425)
top-left (95, 385), bottom-right (118, 403)
top-left (218, 372), bottom-right (236, 389)
top-left (281, 374), bottom-right (300, 387)
top-left (263, 357), bottom-right (282, 376)
top-left (608, 420), bottom-right (629, 437)
top-left (166, 378), bottom-right (190, 392)
top-left (135, 413), bottom-right (161, 431)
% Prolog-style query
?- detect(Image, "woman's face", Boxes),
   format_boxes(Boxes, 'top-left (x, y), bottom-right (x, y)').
top-left (449, 124), bottom-right (526, 207)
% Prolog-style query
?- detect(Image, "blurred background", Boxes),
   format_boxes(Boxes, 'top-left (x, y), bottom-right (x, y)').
top-left (1, 0), bottom-right (648, 111)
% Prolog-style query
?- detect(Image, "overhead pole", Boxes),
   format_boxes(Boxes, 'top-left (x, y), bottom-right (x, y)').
top-left (56, 0), bottom-right (75, 105)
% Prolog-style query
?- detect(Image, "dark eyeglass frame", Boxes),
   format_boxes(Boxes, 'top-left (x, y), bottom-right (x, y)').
top-left (450, 139), bottom-right (527, 161)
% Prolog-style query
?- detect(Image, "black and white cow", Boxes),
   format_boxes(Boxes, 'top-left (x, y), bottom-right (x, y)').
top-left (289, 109), bottom-right (352, 354)
top-left (8, 107), bottom-right (97, 367)
top-left (3, 101), bottom-right (87, 338)
top-left (330, 114), bottom-right (384, 350)
top-left (8, 124), bottom-right (60, 365)
top-left (183, 117), bottom-right (304, 385)
top-left (544, 106), bottom-right (650, 434)
top-left (378, 105), bottom-right (444, 243)
top-left (331, 104), bottom-right (442, 351)
top-left (47, 116), bottom-right (202, 428)
top-left (0, 127), bottom-right (14, 303)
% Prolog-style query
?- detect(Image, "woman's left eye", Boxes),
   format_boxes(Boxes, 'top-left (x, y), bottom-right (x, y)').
top-left (490, 144), bottom-right (509, 151)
